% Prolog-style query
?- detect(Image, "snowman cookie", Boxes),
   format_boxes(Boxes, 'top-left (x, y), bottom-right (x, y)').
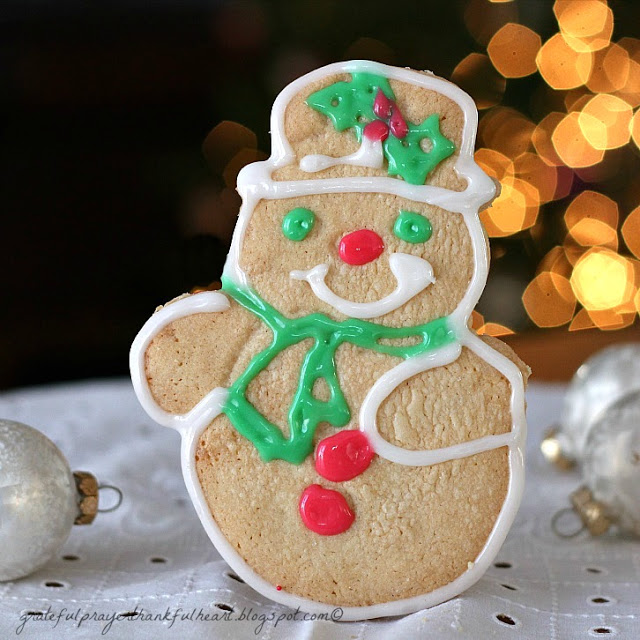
top-left (130, 60), bottom-right (529, 620)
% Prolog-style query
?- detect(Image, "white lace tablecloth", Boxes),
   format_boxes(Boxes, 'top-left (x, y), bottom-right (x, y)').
top-left (0, 379), bottom-right (638, 639)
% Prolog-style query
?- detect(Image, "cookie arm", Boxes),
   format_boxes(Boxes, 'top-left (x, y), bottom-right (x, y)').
top-left (359, 330), bottom-right (527, 467)
top-left (130, 292), bottom-right (231, 435)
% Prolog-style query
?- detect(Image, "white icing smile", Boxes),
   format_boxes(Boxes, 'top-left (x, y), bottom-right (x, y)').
top-left (290, 252), bottom-right (435, 319)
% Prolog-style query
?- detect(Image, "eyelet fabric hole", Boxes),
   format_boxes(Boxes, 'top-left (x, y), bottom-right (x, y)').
top-left (226, 571), bottom-right (245, 583)
top-left (43, 581), bottom-right (66, 588)
top-left (494, 613), bottom-right (519, 627)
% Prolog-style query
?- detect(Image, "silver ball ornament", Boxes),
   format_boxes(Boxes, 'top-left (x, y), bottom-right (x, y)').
top-left (0, 419), bottom-right (121, 582)
top-left (544, 343), bottom-right (640, 467)
top-left (582, 390), bottom-right (640, 536)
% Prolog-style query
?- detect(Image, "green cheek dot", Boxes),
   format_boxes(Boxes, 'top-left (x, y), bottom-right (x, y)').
top-left (393, 210), bottom-right (432, 243)
top-left (282, 207), bottom-right (316, 241)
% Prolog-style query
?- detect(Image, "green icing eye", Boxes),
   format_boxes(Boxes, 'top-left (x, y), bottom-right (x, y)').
top-left (282, 207), bottom-right (315, 241)
top-left (393, 210), bottom-right (432, 244)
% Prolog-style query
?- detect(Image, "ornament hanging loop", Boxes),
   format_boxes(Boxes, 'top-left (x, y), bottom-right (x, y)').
top-left (551, 507), bottom-right (585, 538)
top-left (97, 484), bottom-right (124, 513)
top-left (73, 473), bottom-right (123, 525)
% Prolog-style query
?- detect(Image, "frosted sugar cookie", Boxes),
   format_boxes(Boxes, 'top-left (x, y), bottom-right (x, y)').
top-left (131, 60), bottom-right (529, 620)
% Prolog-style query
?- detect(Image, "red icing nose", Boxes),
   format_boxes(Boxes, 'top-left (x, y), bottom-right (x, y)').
top-left (339, 229), bottom-right (384, 265)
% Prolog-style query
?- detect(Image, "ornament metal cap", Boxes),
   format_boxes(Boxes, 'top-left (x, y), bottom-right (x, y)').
top-left (73, 472), bottom-right (123, 526)
top-left (73, 471), bottom-right (99, 525)
top-left (552, 485), bottom-right (612, 538)
top-left (571, 486), bottom-right (612, 536)
top-left (541, 426), bottom-right (575, 470)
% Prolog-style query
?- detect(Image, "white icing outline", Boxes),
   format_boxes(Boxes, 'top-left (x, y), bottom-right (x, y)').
top-left (129, 60), bottom-right (526, 621)
top-left (360, 340), bottom-right (516, 465)
top-left (290, 252), bottom-right (435, 319)
top-left (300, 135), bottom-right (384, 172)
top-left (129, 292), bottom-right (230, 436)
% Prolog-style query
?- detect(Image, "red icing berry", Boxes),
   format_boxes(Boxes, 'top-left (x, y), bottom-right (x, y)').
top-left (364, 119), bottom-right (389, 142)
top-left (315, 430), bottom-right (374, 482)
top-left (299, 484), bottom-right (355, 535)
top-left (276, 585), bottom-right (282, 591)
top-left (339, 229), bottom-right (384, 265)
top-left (389, 106), bottom-right (409, 139)
top-left (373, 89), bottom-right (393, 119)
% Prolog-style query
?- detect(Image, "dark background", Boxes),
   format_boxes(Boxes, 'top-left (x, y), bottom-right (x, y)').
top-left (2, 0), bottom-right (639, 389)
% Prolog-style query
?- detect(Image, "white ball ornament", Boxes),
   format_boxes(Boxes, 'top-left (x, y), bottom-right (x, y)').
top-left (542, 343), bottom-right (640, 468)
top-left (582, 390), bottom-right (640, 536)
top-left (552, 390), bottom-right (640, 538)
top-left (0, 419), bottom-right (121, 581)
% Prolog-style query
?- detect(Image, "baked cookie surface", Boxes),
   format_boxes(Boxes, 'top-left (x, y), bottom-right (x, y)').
top-left (131, 60), bottom-right (528, 620)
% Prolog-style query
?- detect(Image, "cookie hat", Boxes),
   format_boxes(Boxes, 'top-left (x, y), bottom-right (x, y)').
top-left (236, 60), bottom-right (496, 206)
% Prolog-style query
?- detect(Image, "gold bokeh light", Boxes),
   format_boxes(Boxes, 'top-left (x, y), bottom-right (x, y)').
top-left (564, 88), bottom-right (592, 112)
top-left (513, 152), bottom-right (558, 204)
top-left (476, 322), bottom-right (515, 337)
top-left (552, 112), bottom-right (604, 167)
top-left (459, 0), bottom-right (640, 334)
top-left (494, 117), bottom-right (536, 159)
top-left (451, 53), bottom-right (506, 109)
top-left (564, 190), bottom-right (619, 229)
top-left (202, 120), bottom-right (258, 173)
top-left (564, 191), bottom-right (619, 250)
top-left (536, 33), bottom-right (593, 89)
top-left (570, 248), bottom-right (634, 311)
top-left (554, 0), bottom-right (613, 53)
top-left (587, 43), bottom-right (631, 93)
top-left (622, 206), bottom-right (640, 259)
top-left (474, 148), bottom-right (514, 181)
top-left (568, 219), bottom-right (618, 249)
top-left (488, 23), bottom-right (541, 78)
top-left (479, 107), bottom-right (523, 147)
top-left (554, 0), bottom-right (610, 39)
top-left (539, 246), bottom-right (573, 278)
top-left (480, 177), bottom-right (539, 237)
top-left (579, 94), bottom-right (633, 150)
top-left (471, 310), bottom-right (484, 331)
top-left (570, 308), bottom-right (636, 331)
top-left (532, 112), bottom-right (566, 166)
top-left (615, 37), bottom-right (640, 107)
top-left (523, 271), bottom-right (576, 327)
top-left (464, 0), bottom-right (519, 46)
top-left (630, 109), bottom-right (640, 149)
top-left (575, 110), bottom-right (608, 150)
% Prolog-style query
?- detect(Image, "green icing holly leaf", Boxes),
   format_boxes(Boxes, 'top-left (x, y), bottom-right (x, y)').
top-left (306, 73), bottom-right (394, 141)
top-left (306, 72), bottom-right (456, 185)
top-left (383, 114), bottom-right (456, 185)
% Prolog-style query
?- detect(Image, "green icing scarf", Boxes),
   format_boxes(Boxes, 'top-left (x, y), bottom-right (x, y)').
top-left (219, 275), bottom-right (457, 464)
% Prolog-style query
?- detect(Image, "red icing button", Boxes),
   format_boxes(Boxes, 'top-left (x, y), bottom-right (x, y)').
top-left (364, 119), bottom-right (389, 142)
top-left (315, 430), bottom-right (374, 482)
top-left (299, 484), bottom-right (355, 535)
top-left (339, 229), bottom-right (384, 265)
